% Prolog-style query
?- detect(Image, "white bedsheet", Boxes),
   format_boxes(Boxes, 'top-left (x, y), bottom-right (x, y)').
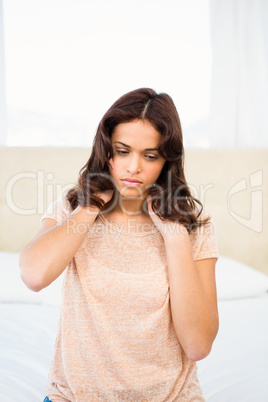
top-left (198, 295), bottom-right (268, 401)
top-left (0, 304), bottom-right (60, 402)
top-left (0, 297), bottom-right (268, 402)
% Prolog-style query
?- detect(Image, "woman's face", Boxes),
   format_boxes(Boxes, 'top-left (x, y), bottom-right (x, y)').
top-left (109, 119), bottom-right (166, 199)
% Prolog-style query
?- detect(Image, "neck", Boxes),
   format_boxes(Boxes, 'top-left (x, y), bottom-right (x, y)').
top-left (113, 195), bottom-right (147, 216)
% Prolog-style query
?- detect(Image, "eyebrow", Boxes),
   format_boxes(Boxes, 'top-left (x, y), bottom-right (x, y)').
top-left (113, 141), bottom-right (159, 152)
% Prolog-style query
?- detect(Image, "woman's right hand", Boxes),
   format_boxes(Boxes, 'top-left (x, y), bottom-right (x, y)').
top-left (74, 189), bottom-right (114, 215)
top-left (96, 189), bottom-right (114, 204)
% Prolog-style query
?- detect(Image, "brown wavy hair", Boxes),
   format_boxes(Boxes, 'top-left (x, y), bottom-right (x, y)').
top-left (66, 87), bottom-right (210, 232)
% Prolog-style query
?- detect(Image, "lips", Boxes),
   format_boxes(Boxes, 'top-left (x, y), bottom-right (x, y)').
top-left (121, 178), bottom-right (142, 183)
top-left (121, 178), bottom-right (142, 187)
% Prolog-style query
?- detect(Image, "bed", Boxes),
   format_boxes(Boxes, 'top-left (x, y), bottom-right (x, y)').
top-left (0, 147), bottom-right (268, 401)
top-left (1, 252), bottom-right (268, 402)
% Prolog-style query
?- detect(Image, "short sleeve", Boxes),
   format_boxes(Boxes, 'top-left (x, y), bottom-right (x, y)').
top-left (190, 215), bottom-right (219, 262)
top-left (40, 194), bottom-right (72, 224)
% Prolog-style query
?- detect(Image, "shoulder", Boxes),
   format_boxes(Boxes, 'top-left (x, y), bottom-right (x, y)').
top-left (192, 211), bottom-right (216, 233)
top-left (61, 193), bottom-right (73, 213)
top-left (52, 193), bottom-right (73, 215)
top-left (189, 211), bottom-right (217, 241)
top-left (189, 211), bottom-right (219, 262)
top-left (41, 193), bottom-right (73, 223)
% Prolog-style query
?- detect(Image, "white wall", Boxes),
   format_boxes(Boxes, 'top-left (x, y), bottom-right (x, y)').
top-left (0, 0), bottom-right (7, 145)
top-left (2, 0), bottom-right (211, 148)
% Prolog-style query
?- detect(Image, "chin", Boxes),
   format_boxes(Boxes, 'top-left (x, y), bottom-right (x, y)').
top-left (116, 185), bottom-right (144, 198)
top-left (119, 189), bottom-right (144, 198)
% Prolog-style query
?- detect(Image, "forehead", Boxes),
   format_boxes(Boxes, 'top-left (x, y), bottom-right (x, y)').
top-left (111, 120), bottom-right (162, 148)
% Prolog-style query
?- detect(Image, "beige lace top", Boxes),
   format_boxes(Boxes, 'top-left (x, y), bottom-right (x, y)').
top-left (41, 195), bottom-right (218, 401)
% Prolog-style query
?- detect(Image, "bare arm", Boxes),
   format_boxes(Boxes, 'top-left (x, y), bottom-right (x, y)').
top-left (19, 191), bottom-right (113, 292)
top-left (147, 197), bottom-right (218, 362)
top-left (165, 233), bottom-right (218, 361)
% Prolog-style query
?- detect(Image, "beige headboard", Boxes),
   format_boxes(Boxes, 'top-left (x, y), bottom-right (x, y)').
top-left (0, 147), bottom-right (267, 274)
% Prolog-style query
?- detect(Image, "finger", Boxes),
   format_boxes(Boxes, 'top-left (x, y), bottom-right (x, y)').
top-left (146, 196), bottom-right (153, 212)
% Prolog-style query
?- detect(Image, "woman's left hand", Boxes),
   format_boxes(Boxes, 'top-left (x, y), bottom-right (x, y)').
top-left (146, 196), bottom-right (188, 242)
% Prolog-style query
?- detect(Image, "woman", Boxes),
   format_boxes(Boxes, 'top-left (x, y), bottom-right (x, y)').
top-left (20, 88), bottom-right (219, 401)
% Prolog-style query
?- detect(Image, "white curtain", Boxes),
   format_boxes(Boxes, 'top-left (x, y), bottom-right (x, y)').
top-left (0, 0), bottom-right (7, 145)
top-left (209, 0), bottom-right (268, 147)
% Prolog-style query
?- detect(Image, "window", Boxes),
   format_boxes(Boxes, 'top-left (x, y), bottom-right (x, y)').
top-left (1, 0), bottom-right (211, 147)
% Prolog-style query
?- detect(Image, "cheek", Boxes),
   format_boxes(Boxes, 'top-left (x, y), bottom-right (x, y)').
top-left (146, 163), bottom-right (164, 181)
top-left (109, 158), bottom-right (120, 178)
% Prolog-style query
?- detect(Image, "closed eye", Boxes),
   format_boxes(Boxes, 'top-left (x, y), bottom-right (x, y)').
top-left (145, 154), bottom-right (159, 161)
top-left (115, 149), bottom-right (129, 155)
top-left (114, 148), bottom-right (159, 161)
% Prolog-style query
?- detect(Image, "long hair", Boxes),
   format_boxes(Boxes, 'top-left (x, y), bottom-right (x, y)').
top-left (66, 88), bottom-right (209, 232)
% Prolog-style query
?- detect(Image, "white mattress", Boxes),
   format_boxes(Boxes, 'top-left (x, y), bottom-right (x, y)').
top-left (0, 304), bottom-right (60, 402)
top-left (0, 297), bottom-right (268, 402)
top-left (198, 295), bottom-right (268, 401)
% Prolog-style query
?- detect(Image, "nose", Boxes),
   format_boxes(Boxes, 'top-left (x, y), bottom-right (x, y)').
top-left (126, 154), bottom-right (141, 174)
